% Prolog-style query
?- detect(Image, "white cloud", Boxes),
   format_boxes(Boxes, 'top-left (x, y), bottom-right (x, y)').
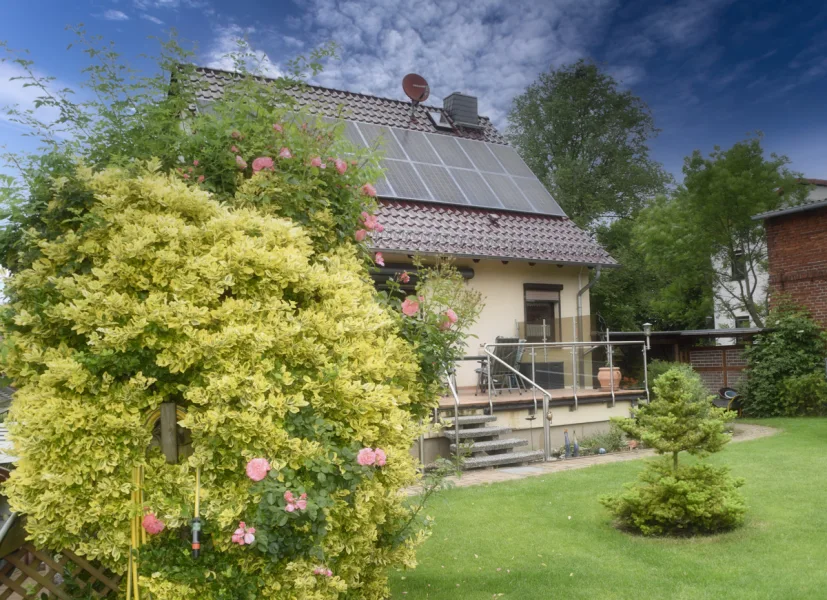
top-left (289, 0), bottom-right (617, 126)
top-left (140, 13), bottom-right (164, 25)
top-left (0, 62), bottom-right (63, 133)
top-left (103, 9), bottom-right (130, 21)
top-left (133, 0), bottom-right (207, 9)
top-left (204, 25), bottom-right (283, 78)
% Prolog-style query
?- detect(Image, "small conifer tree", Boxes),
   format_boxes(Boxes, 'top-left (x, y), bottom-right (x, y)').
top-left (601, 367), bottom-right (745, 536)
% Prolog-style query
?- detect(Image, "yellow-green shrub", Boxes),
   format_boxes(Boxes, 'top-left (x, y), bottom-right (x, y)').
top-left (2, 163), bottom-right (430, 598)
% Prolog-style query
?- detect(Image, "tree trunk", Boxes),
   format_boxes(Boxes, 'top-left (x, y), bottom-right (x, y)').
top-left (672, 451), bottom-right (679, 472)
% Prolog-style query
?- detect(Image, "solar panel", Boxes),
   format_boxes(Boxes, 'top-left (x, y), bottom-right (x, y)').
top-left (426, 134), bottom-right (474, 169)
top-left (483, 173), bottom-right (534, 212)
top-left (382, 159), bottom-right (432, 201)
top-left (393, 129), bottom-right (442, 164)
top-left (340, 120), bottom-right (566, 217)
top-left (449, 169), bottom-right (501, 209)
top-left (455, 138), bottom-right (506, 174)
top-left (513, 177), bottom-right (565, 215)
top-left (357, 124), bottom-right (408, 160)
top-left (488, 144), bottom-right (536, 178)
top-left (416, 164), bottom-right (469, 205)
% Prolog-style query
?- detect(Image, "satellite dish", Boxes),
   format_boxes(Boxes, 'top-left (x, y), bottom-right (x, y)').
top-left (402, 73), bottom-right (430, 103)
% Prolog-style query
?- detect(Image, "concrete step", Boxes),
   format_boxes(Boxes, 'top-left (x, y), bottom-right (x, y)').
top-left (442, 426), bottom-right (511, 440)
top-left (450, 438), bottom-right (528, 454)
top-left (463, 450), bottom-right (545, 470)
top-left (441, 414), bottom-right (497, 427)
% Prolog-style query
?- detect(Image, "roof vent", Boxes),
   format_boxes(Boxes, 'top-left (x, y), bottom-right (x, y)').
top-left (443, 92), bottom-right (482, 129)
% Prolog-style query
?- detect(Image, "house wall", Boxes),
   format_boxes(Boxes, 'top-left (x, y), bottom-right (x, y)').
top-left (765, 204), bottom-right (827, 327)
top-left (382, 254), bottom-right (594, 387)
top-left (712, 248), bottom-right (768, 336)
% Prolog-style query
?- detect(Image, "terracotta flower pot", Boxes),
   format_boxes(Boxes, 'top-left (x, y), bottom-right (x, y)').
top-left (597, 366), bottom-right (622, 391)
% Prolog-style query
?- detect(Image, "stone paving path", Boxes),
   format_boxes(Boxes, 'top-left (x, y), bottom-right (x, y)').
top-left (419, 423), bottom-right (778, 492)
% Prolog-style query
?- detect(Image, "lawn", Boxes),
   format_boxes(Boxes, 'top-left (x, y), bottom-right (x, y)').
top-left (389, 419), bottom-right (827, 599)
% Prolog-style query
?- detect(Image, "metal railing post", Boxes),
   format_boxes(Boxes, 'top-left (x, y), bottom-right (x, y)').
top-left (531, 348), bottom-right (537, 413)
top-left (444, 370), bottom-right (463, 470)
top-left (542, 393), bottom-right (550, 462)
top-left (643, 343), bottom-right (650, 403)
top-left (486, 350), bottom-right (493, 416)
top-left (570, 344), bottom-right (578, 410)
top-left (418, 419), bottom-right (426, 468)
top-left (608, 342), bottom-right (616, 407)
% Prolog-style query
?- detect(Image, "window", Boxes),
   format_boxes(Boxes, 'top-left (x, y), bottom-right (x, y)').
top-left (524, 284), bottom-right (561, 342)
top-left (731, 251), bottom-right (747, 281)
top-left (735, 316), bottom-right (750, 329)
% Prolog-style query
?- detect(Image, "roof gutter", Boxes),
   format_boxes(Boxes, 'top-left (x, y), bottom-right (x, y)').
top-left (753, 200), bottom-right (827, 220)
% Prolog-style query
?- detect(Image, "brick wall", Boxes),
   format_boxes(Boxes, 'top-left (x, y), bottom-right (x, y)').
top-left (765, 205), bottom-right (827, 327)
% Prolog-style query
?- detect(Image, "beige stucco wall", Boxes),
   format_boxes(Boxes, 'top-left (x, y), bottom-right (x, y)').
top-left (382, 254), bottom-right (594, 388)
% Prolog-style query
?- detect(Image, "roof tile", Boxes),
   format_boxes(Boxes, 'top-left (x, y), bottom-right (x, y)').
top-left (372, 200), bottom-right (616, 266)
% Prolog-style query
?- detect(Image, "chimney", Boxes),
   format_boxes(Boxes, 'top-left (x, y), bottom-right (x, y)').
top-left (443, 92), bottom-right (481, 128)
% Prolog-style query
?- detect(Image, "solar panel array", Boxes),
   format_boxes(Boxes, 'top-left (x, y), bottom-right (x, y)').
top-left (327, 120), bottom-right (566, 217)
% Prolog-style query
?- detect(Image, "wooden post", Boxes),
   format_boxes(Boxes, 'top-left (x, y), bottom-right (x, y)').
top-left (160, 402), bottom-right (178, 464)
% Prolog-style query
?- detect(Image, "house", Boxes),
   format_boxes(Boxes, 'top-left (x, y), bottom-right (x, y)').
top-left (713, 179), bottom-right (827, 336)
top-left (754, 179), bottom-right (827, 327)
top-left (188, 67), bottom-right (645, 467)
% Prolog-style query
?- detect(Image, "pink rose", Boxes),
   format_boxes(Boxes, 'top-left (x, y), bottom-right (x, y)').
top-left (235, 155), bottom-right (247, 170)
top-left (361, 183), bottom-right (377, 197)
top-left (401, 298), bottom-right (419, 317)
top-left (375, 223), bottom-right (384, 233)
top-left (232, 522), bottom-right (255, 545)
top-left (230, 145), bottom-right (239, 153)
top-left (355, 229), bottom-right (367, 242)
top-left (273, 123), bottom-right (283, 133)
top-left (246, 458), bottom-right (271, 481)
top-left (284, 490), bottom-right (306, 512)
top-left (285, 503), bottom-right (296, 513)
top-left (357, 447), bottom-right (376, 466)
top-left (279, 147), bottom-right (292, 159)
top-left (399, 271), bottom-right (410, 283)
top-left (197, 175), bottom-right (205, 183)
top-left (193, 159), bottom-right (199, 166)
top-left (141, 512), bottom-right (165, 535)
top-left (252, 156), bottom-right (275, 173)
top-left (243, 531), bottom-right (255, 544)
top-left (296, 493), bottom-right (307, 510)
top-left (374, 252), bottom-right (385, 267)
top-left (284, 491), bottom-right (295, 504)
top-left (310, 156), bottom-right (322, 167)
top-left (374, 448), bottom-right (387, 467)
top-left (314, 567), bottom-right (333, 577)
top-left (334, 158), bottom-right (347, 174)
top-left (362, 214), bottom-right (379, 231)
top-left (440, 308), bottom-right (458, 330)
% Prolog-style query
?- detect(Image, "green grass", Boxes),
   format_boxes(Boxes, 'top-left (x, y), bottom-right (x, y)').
top-left (390, 419), bottom-right (827, 599)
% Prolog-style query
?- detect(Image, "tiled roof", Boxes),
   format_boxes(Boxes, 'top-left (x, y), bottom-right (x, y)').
top-left (185, 66), bottom-right (506, 144)
top-left (184, 65), bottom-right (614, 265)
top-left (372, 200), bottom-right (617, 266)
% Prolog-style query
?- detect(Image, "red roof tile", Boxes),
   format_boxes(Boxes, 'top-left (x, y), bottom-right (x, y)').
top-left (372, 200), bottom-right (617, 266)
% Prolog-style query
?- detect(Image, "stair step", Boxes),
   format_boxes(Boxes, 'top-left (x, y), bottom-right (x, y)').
top-left (441, 414), bottom-right (497, 427)
top-left (463, 450), bottom-right (545, 470)
top-left (450, 438), bottom-right (528, 454)
top-left (443, 426), bottom-right (511, 440)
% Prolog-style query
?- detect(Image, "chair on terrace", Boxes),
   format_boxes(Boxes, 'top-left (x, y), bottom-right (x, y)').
top-left (476, 337), bottom-right (524, 396)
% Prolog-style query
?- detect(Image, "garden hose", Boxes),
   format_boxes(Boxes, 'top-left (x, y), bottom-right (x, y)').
top-left (192, 467), bottom-right (201, 559)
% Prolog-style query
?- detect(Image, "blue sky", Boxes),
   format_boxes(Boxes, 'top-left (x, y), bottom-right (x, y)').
top-left (2, 0), bottom-right (827, 181)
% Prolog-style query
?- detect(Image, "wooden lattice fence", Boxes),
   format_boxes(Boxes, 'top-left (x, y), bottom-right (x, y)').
top-left (0, 543), bottom-right (120, 599)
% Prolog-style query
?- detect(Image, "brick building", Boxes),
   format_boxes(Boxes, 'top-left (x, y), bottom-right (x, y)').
top-left (754, 179), bottom-right (827, 327)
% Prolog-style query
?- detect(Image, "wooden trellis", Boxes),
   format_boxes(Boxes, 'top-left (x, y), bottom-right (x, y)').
top-left (0, 543), bottom-right (120, 599)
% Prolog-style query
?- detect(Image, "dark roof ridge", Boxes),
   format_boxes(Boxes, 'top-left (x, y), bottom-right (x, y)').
top-left (188, 64), bottom-right (494, 126)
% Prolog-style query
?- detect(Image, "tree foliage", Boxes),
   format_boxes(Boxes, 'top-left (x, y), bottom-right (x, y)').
top-left (635, 136), bottom-right (807, 328)
top-left (507, 59), bottom-right (669, 228)
top-left (601, 368), bottom-right (745, 536)
top-left (742, 302), bottom-right (827, 417)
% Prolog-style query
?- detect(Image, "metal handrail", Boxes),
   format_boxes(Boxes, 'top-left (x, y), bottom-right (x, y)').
top-left (483, 341), bottom-right (649, 347)
top-left (444, 370), bottom-right (462, 468)
top-left (483, 345), bottom-right (552, 461)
